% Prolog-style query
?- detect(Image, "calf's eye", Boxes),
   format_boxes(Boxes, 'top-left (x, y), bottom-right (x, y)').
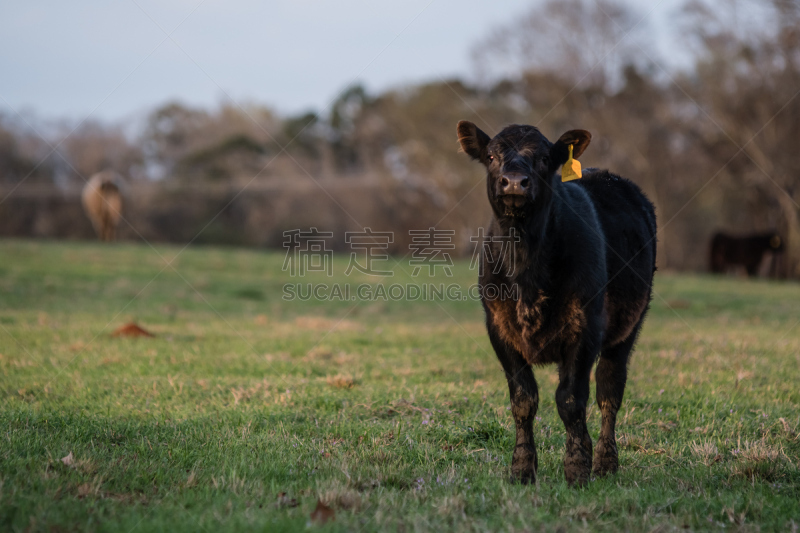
top-left (487, 154), bottom-right (494, 162)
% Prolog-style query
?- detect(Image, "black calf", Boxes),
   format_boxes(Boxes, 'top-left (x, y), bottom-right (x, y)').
top-left (709, 232), bottom-right (784, 277)
top-left (457, 122), bottom-right (657, 486)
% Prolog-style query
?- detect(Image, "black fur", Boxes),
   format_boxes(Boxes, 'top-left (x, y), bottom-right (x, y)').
top-left (458, 122), bottom-right (657, 486)
top-left (709, 231), bottom-right (784, 277)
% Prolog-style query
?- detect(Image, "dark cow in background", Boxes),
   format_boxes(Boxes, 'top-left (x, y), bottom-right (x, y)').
top-left (709, 232), bottom-right (784, 277)
top-left (457, 121), bottom-right (657, 487)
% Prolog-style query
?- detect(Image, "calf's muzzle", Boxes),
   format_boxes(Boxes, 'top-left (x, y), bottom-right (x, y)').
top-left (500, 173), bottom-right (530, 196)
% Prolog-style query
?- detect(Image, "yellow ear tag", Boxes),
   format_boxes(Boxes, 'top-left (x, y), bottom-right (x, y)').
top-left (561, 144), bottom-right (582, 182)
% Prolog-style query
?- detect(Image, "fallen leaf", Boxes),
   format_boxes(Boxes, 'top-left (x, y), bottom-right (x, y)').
top-left (61, 451), bottom-right (74, 466)
top-left (111, 322), bottom-right (155, 338)
top-left (309, 499), bottom-right (335, 525)
top-left (76, 483), bottom-right (92, 498)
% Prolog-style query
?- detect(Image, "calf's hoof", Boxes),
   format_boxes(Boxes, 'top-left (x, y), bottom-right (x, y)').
top-left (564, 463), bottom-right (590, 487)
top-left (510, 444), bottom-right (537, 484)
top-left (509, 468), bottom-right (536, 485)
top-left (564, 438), bottom-right (592, 487)
top-left (592, 438), bottom-right (619, 477)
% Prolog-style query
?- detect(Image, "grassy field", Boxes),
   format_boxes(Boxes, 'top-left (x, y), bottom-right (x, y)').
top-left (1, 239), bottom-right (799, 532)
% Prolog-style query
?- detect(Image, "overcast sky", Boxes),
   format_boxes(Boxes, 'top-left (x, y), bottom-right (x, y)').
top-left (0, 0), bottom-right (686, 124)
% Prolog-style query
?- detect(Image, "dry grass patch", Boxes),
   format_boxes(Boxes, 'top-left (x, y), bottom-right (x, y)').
top-left (730, 440), bottom-right (786, 482)
top-left (739, 440), bottom-right (782, 462)
top-left (263, 352), bottom-right (292, 363)
top-left (562, 502), bottom-right (600, 520)
top-left (327, 375), bottom-right (358, 389)
top-left (690, 440), bottom-right (721, 466)
top-left (437, 495), bottom-right (466, 518)
top-left (230, 380), bottom-right (270, 404)
top-left (305, 346), bottom-right (334, 361)
top-left (318, 482), bottom-right (363, 512)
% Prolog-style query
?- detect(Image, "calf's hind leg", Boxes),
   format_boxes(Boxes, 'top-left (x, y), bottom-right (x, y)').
top-left (593, 321), bottom-right (643, 476)
top-left (488, 329), bottom-right (539, 484)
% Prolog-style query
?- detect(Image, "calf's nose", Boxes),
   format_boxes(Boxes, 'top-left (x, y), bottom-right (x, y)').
top-left (500, 173), bottom-right (530, 195)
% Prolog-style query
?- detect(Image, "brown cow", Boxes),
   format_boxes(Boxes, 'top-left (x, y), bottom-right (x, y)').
top-left (82, 171), bottom-right (123, 241)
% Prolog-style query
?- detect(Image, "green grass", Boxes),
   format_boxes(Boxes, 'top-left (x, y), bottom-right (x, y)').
top-left (1, 239), bottom-right (799, 532)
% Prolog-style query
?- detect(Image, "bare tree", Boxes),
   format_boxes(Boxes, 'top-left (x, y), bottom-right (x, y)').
top-left (678, 0), bottom-right (800, 275)
top-left (471, 0), bottom-right (648, 90)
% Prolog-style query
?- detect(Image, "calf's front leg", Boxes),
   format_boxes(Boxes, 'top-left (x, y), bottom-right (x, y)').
top-left (489, 329), bottom-right (539, 484)
top-left (556, 354), bottom-right (593, 487)
top-left (508, 362), bottom-right (539, 484)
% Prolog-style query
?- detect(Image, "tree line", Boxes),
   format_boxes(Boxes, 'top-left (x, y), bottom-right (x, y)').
top-left (1, 0), bottom-right (798, 275)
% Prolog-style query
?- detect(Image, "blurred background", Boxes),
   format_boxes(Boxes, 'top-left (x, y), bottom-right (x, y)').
top-left (1, 0), bottom-right (798, 276)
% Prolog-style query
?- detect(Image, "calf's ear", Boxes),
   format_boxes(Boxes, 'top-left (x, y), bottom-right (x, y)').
top-left (549, 129), bottom-right (592, 166)
top-left (457, 121), bottom-right (491, 163)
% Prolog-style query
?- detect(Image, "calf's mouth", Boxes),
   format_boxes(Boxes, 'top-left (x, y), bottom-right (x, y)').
top-left (502, 195), bottom-right (527, 208)
top-left (500, 194), bottom-right (530, 218)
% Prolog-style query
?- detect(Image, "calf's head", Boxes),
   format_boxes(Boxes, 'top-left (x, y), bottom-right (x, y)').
top-left (457, 121), bottom-right (591, 219)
